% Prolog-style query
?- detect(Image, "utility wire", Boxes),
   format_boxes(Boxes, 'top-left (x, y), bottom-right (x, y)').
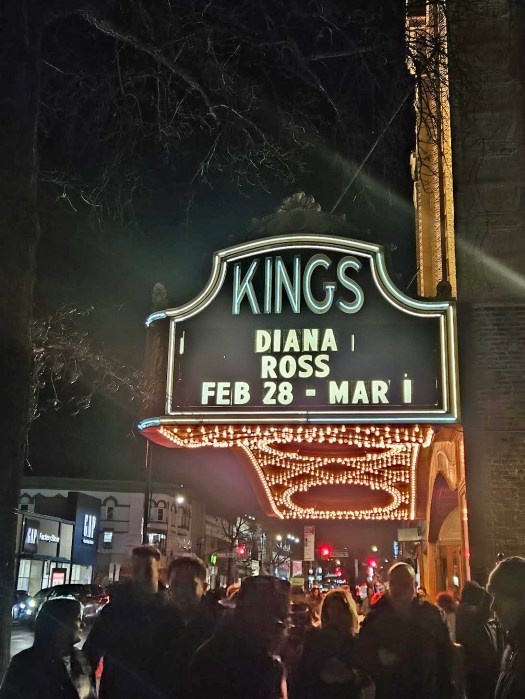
top-left (330, 87), bottom-right (412, 214)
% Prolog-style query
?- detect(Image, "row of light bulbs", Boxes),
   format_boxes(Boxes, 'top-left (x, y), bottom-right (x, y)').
top-left (170, 423), bottom-right (428, 442)
top-left (279, 480), bottom-right (404, 520)
top-left (158, 424), bottom-right (431, 520)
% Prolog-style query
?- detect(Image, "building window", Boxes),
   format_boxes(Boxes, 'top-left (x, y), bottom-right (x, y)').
top-left (103, 531), bottom-right (113, 549)
top-left (19, 496), bottom-right (34, 514)
top-left (17, 560), bottom-right (31, 592)
top-left (70, 564), bottom-right (92, 585)
top-left (147, 532), bottom-right (166, 554)
top-left (106, 506), bottom-right (114, 520)
top-left (157, 508), bottom-right (164, 522)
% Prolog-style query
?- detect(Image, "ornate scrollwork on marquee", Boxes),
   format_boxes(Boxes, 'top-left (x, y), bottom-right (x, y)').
top-left (147, 423), bottom-right (433, 520)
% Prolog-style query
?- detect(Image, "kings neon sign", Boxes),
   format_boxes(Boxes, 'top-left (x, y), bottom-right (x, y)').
top-left (140, 234), bottom-right (459, 427)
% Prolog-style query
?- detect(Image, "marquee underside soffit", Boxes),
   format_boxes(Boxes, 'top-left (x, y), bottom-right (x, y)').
top-left (144, 424), bottom-right (433, 520)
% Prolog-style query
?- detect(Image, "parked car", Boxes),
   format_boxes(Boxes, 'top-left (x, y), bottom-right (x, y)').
top-left (23, 584), bottom-right (109, 627)
top-left (12, 590), bottom-right (32, 620)
top-left (45, 584), bottom-right (109, 622)
top-left (19, 587), bottom-right (52, 626)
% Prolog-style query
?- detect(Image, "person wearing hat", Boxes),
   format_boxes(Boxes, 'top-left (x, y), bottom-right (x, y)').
top-left (188, 575), bottom-right (291, 699)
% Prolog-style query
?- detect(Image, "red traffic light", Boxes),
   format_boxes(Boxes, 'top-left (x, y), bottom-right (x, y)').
top-left (320, 545), bottom-right (331, 558)
top-left (367, 557), bottom-right (378, 568)
top-left (236, 545), bottom-right (247, 557)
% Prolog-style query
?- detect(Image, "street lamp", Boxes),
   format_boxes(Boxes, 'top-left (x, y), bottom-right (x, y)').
top-left (176, 495), bottom-right (185, 505)
top-left (371, 545), bottom-right (378, 552)
top-left (275, 534), bottom-right (283, 542)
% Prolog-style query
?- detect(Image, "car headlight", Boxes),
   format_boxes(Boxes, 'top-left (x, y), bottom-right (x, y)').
top-left (28, 600), bottom-right (36, 608)
top-left (26, 610), bottom-right (32, 615)
top-left (19, 603), bottom-right (26, 609)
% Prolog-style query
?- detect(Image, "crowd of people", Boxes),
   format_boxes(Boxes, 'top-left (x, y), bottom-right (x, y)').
top-left (2, 545), bottom-right (525, 699)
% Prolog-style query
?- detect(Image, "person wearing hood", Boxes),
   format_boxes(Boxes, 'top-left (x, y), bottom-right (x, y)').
top-left (456, 579), bottom-right (503, 699)
top-left (0, 598), bottom-right (95, 699)
top-left (488, 556), bottom-right (525, 699)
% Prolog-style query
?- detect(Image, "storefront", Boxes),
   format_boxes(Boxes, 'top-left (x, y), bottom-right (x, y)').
top-left (15, 492), bottom-right (101, 594)
top-left (19, 480), bottom-right (201, 584)
top-left (16, 513), bottom-right (74, 595)
top-left (70, 492), bottom-right (100, 579)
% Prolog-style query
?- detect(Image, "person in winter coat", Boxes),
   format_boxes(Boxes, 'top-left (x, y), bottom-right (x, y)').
top-left (356, 562), bottom-right (455, 699)
top-left (297, 589), bottom-right (374, 699)
top-left (308, 586), bottom-right (322, 626)
top-left (83, 544), bottom-right (183, 699)
top-left (436, 591), bottom-right (457, 641)
top-left (488, 556), bottom-right (525, 699)
top-left (161, 555), bottom-right (216, 698)
top-left (188, 575), bottom-right (291, 699)
top-left (0, 598), bottom-right (95, 699)
top-left (283, 586), bottom-right (313, 699)
top-left (456, 580), bottom-right (503, 699)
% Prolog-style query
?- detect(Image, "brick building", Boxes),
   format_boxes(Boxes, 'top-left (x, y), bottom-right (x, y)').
top-left (409, 0), bottom-right (525, 581)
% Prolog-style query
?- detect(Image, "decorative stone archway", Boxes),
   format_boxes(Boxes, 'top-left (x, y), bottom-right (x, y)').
top-left (417, 427), bottom-right (470, 597)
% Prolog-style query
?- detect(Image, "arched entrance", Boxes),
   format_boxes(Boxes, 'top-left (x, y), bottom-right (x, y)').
top-left (417, 428), bottom-right (470, 597)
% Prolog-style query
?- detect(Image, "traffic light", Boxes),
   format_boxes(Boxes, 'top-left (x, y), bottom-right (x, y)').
top-left (320, 545), bottom-right (331, 559)
top-left (367, 557), bottom-right (378, 569)
top-left (210, 553), bottom-right (217, 565)
top-left (236, 544), bottom-right (247, 557)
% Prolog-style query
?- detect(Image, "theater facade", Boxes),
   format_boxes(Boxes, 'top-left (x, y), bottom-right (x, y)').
top-left (139, 194), bottom-right (469, 595)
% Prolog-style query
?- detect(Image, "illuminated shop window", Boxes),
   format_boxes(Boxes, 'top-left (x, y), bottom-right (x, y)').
top-left (148, 532), bottom-right (167, 554)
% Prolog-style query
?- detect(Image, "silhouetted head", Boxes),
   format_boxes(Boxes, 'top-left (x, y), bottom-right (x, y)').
top-left (388, 562), bottom-right (416, 612)
top-left (34, 598), bottom-right (82, 655)
top-left (310, 587), bottom-right (321, 599)
top-left (168, 554), bottom-right (207, 615)
top-left (460, 580), bottom-right (484, 606)
top-left (436, 592), bottom-right (456, 614)
top-left (131, 544), bottom-right (161, 594)
top-left (235, 576), bottom-right (291, 652)
top-left (488, 556), bottom-right (525, 635)
top-left (321, 589), bottom-right (358, 635)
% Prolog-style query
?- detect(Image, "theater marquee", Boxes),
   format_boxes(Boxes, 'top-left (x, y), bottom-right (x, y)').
top-left (140, 234), bottom-right (459, 427)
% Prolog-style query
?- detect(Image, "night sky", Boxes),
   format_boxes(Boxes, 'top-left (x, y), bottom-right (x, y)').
top-left (27, 0), bottom-right (416, 553)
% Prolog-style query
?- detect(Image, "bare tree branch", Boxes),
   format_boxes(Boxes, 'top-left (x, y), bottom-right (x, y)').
top-left (78, 9), bottom-right (218, 122)
top-left (30, 306), bottom-right (147, 424)
top-left (307, 47), bottom-right (371, 62)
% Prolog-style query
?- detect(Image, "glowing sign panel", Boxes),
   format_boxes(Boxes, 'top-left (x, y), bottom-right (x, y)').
top-left (142, 235), bottom-right (459, 425)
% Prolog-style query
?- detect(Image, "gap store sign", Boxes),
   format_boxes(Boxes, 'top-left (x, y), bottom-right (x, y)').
top-left (141, 235), bottom-right (459, 425)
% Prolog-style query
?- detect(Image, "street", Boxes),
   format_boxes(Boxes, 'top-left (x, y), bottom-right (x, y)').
top-left (10, 623), bottom-right (34, 657)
